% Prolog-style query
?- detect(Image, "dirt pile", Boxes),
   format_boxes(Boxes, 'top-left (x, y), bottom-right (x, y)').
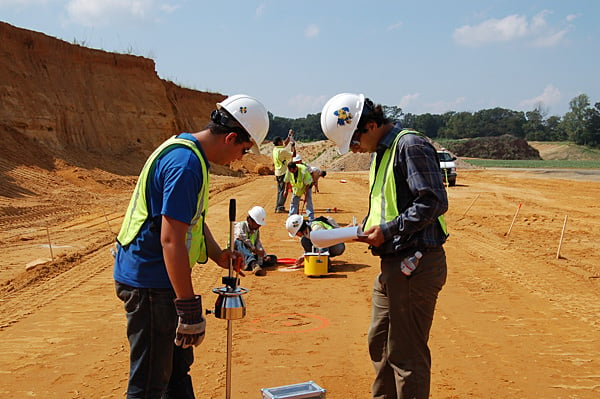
top-left (447, 134), bottom-right (541, 160)
top-left (260, 140), bottom-right (372, 172)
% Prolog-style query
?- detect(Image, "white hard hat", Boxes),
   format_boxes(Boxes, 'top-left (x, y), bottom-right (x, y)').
top-left (248, 206), bottom-right (267, 226)
top-left (292, 154), bottom-right (302, 163)
top-left (320, 93), bottom-right (365, 155)
top-left (285, 214), bottom-right (304, 237)
top-left (217, 94), bottom-right (269, 153)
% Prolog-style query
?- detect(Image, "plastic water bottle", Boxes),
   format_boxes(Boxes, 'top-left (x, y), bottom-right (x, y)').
top-left (400, 251), bottom-right (423, 276)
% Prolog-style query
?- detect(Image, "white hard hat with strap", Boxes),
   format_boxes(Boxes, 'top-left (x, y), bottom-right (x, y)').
top-left (320, 93), bottom-right (365, 155)
top-left (217, 94), bottom-right (269, 154)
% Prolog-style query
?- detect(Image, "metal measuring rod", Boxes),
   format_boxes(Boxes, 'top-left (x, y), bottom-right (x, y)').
top-left (207, 199), bottom-right (248, 399)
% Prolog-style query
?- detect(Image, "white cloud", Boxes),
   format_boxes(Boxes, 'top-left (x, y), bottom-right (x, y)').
top-left (288, 94), bottom-right (328, 116)
top-left (453, 14), bottom-right (529, 46)
top-left (398, 93), bottom-right (420, 110)
top-left (305, 24), bottom-right (319, 38)
top-left (397, 94), bottom-right (468, 114)
top-left (566, 14), bottom-right (578, 22)
top-left (425, 97), bottom-right (467, 114)
top-left (387, 22), bottom-right (403, 31)
top-left (453, 11), bottom-right (571, 47)
top-left (160, 3), bottom-right (179, 13)
top-left (531, 9), bottom-right (550, 30)
top-left (531, 28), bottom-right (569, 48)
top-left (256, 3), bottom-right (266, 17)
top-left (0, 0), bottom-right (47, 5)
top-left (519, 85), bottom-right (561, 109)
top-left (66, 0), bottom-right (164, 27)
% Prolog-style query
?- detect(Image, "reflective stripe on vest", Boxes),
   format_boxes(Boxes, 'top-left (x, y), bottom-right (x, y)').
top-left (289, 163), bottom-right (311, 196)
top-left (363, 130), bottom-right (448, 236)
top-left (310, 220), bottom-right (333, 230)
top-left (116, 136), bottom-right (209, 266)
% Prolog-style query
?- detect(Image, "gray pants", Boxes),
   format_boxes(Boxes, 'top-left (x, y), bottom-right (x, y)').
top-left (275, 175), bottom-right (287, 211)
top-left (368, 248), bottom-right (447, 399)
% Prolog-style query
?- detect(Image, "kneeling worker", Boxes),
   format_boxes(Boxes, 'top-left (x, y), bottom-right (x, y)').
top-left (285, 214), bottom-right (345, 267)
top-left (234, 206), bottom-right (275, 276)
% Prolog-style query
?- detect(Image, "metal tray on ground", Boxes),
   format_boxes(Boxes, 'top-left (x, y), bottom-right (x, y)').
top-left (261, 381), bottom-right (326, 399)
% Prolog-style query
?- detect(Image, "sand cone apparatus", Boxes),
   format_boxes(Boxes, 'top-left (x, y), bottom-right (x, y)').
top-left (207, 199), bottom-right (248, 399)
top-left (304, 250), bottom-right (329, 276)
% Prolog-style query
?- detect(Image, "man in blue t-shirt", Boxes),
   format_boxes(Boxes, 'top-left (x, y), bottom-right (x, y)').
top-left (113, 94), bottom-right (269, 398)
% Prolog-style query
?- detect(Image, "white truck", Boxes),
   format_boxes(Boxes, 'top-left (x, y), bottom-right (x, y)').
top-left (437, 150), bottom-right (457, 186)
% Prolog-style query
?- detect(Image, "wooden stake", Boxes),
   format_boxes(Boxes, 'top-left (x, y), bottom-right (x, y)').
top-left (505, 202), bottom-right (522, 237)
top-left (556, 214), bottom-right (568, 259)
top-left (102, 207), bottom-right (114, 235)
top-left (462, 194), bottom-right (480, 218)
top-left (45, 226), bottom-right (54, 261)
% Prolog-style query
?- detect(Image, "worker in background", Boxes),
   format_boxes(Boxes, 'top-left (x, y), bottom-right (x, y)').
top-left (284, 161), bottom-right (314, 222)
top-left (233, 206), bottom-right (276, 276)
top-left (309, 167), bottom-right (327, 193)
top-left (272, 129), bottom-right (296, 213)
top-left (285, 214), bottom-right (345, 267)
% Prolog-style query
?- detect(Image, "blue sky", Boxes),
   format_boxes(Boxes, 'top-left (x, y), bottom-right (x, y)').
top-left (2, 0), bottom-right (599, 119)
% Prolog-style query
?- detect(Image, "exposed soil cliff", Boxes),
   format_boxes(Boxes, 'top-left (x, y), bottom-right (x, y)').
top-left (0, 21), bottom-right (225, 175)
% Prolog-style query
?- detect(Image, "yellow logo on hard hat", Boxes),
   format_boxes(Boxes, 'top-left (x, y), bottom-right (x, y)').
top-left (240, 106), bottom-right (248, 114)
top-left (334, 107), bottom-right (352, 126)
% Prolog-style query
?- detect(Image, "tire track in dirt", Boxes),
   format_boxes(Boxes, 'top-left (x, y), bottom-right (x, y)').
top-left (438, 173), bottom-right (600, 397)
top-left (0, 243), bottom-right (113, 330)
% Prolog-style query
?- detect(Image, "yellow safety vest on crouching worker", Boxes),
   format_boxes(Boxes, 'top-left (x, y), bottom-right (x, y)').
top-left (310, 219), bottom-right (333, 231)
top-left (116, 136), bottom-right (209, 266)
top-left (363, 130), bottom-right (448, 236)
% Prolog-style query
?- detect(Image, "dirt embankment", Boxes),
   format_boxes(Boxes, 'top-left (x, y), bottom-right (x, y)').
top-left (0, 21), bottom-right (225, 176)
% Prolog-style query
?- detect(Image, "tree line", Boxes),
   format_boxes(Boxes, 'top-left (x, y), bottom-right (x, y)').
top-left (266, 93), bottom-right (600, 148)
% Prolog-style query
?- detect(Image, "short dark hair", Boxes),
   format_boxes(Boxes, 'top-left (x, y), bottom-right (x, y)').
top-left (321, 171), bottom-right (327, 178)
top-left (356, 98), bottom-right (390, 131)
top-left (300, 220), bottom-right (308, 233)
top-left (287, 162), bottom-right (297, 170)
top-left (205, 109), bottom-right (252, 144)
top-left (273, 136), bottom-right (283, 145)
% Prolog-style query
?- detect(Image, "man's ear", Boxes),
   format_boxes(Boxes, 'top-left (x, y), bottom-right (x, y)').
top-left (224, 132), bottom-right (237, 144)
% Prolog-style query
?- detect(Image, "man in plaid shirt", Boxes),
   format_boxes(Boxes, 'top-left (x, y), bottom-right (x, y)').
top-left (321, 93), bottom-right (449, 399)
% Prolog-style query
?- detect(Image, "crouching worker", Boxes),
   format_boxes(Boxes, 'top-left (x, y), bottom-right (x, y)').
top-left (234, 206), bottom-right (277, 276)
top-left (285, 214), bottom-right (345, 268)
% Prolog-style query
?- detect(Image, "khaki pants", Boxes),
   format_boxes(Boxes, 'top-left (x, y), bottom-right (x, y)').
top-left (368, 248), bottom-right (447, 399)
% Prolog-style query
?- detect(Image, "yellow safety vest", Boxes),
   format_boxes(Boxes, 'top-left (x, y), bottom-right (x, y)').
top-left (272, 146), bottom-right (291, 175)
top-left (116, 136), bottom-right (209, 266)
top-left (311, 220), bottom-right (333, 231)
top-left (287, 163), bottom-right (312, 196)
top-left (363, 130), bottom-right (448, 236)
top-left (248, 229), bottom-right (258, 246)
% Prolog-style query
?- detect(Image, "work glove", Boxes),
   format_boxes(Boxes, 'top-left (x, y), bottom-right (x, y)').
top-left (174, 295), bottom-right (206, 348)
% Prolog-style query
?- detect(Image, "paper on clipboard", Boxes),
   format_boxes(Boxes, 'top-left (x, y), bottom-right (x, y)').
top-left (310, 225), bottom-right (364, 248)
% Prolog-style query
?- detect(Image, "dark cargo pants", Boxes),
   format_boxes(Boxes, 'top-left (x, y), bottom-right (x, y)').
top-left (368, 248), bottom-right (447, 399)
